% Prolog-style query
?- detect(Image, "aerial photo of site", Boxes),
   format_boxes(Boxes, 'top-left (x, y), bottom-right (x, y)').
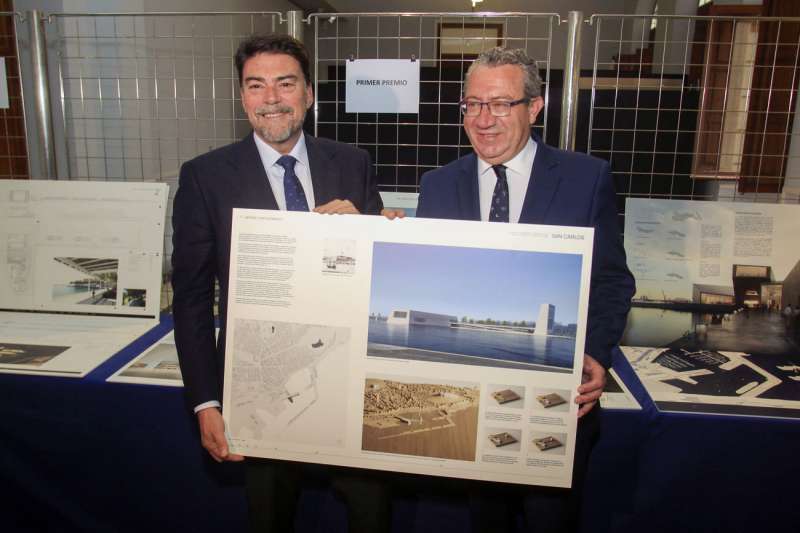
top-left (362, 377), bottom-right (480, 461)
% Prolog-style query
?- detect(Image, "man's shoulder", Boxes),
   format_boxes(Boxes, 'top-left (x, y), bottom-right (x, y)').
top-left (183, 138), bottom-right (246, 170)
top-left (422, 152), bottom-right (474, 184)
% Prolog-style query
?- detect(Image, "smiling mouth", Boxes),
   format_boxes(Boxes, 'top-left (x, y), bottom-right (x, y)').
top-left (255, 108), bottom-right (291, 118)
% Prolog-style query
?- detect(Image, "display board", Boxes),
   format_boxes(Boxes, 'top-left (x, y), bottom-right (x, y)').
top-left (223, 210), bottom-right (594, 488)
top-left (623, 198), bottom-right (800, 418)
top-left (0, 180), bottom-right (167, 377)
top-left (108, 330), bottom-right (183, 386)
top-left (0, 180), bottom-right (167, 318)
top-left (108, 328), bottom-right (221, 387)
top-left (599, 368), bottom-right (641, 411)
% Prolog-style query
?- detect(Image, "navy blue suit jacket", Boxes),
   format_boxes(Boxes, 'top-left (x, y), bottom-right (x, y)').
top-left (171, 133), bottom-right (383, 408)
top-left (417, 138), bottom-right (634, 368)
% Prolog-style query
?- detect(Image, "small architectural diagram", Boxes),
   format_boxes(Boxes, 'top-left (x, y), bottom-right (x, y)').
top-left (122, 288), bottom-right (146, 307)
top-left (536, 392), bottom-right (567, 408)
top-left (7, 234), bottom-right (30, 294)
top-left (322, 239), bottom-right (357, 275)
top-left (533, 435), bottom-right (564, 452)
top-left (488, 431), bottom-right (518, 447)
top-left (492, 389), bottom-right (521, 405)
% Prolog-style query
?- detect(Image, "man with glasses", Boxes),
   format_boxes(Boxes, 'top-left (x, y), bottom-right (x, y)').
top-left (417, 47), bottom-right (634, 532)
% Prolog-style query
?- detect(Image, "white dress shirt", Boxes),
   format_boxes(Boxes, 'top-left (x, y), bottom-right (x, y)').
top-left (476, 137), bottom-right (537, 223)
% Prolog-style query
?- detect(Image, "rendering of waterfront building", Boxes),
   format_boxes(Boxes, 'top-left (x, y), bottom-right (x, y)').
top-left (535, 303), bottom-right (555, 336)
top-left (386, 309), bottom-right (457, 328)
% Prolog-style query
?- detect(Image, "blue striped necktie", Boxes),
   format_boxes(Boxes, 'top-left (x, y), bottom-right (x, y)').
top-left (276, 155), bottom-right (309, 211)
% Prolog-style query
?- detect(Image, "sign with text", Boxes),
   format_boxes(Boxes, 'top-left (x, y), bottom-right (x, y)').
top-left (345, 59), bottom-right (420, 114)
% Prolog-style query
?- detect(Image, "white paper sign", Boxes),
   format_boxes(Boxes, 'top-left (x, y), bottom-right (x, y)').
top-left (0, 58), bottom-right (8, 109)
top-left (379, 192), bottom-right (419, 217)
top-left (223, 210), bottom-right (595, 488)
top-left (346, 59), bottom-right (420, 114)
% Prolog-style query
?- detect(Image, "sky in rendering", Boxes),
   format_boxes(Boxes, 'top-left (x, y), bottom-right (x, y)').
top-left (369, 242), bottom-right (583, 324)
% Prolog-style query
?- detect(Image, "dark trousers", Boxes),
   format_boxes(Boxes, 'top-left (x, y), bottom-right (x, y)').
top-left (469, 405), bottom-right (602, 533)
top-left (246, 458), bottom-right (392, 533)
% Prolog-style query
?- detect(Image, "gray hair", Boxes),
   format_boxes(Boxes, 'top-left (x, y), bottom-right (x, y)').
top-left (466, 47), bottom-right (542, 99)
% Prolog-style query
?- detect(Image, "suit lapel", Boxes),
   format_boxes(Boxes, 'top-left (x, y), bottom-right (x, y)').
top-left (457, 153), bottom-right (481, 221)
top-left (305, 134), bottom-right (337, 206)
top-left (227, 134), bottom-right (279, 210)
top-left (520, 138), bottom-right (560, 224)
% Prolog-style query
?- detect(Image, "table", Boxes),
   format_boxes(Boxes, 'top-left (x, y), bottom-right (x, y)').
top-left (1, 318), bottom-right (797, 532)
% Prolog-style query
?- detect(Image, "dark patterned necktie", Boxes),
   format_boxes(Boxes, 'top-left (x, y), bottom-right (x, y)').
top-left (489, 164), bottom-right (509, 222)
top-left (276, 155), bottom-right (309, 211)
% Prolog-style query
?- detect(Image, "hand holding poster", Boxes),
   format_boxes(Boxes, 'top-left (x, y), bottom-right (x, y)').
top-left (223, 210), bottom-right (594, 487)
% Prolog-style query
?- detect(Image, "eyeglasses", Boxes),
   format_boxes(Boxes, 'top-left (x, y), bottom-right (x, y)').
top-left (459, 98), bottom-right (531, 117)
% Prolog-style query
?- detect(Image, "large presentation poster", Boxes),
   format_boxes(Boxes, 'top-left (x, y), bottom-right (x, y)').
top-left (623, 199), bottom-right (800, 418)
top-left (223, 210), bottom-right (594, 487)
top-left (0, 180), bottom-right (167, 318)
top-left (0, 180), bottom-right (166, 377)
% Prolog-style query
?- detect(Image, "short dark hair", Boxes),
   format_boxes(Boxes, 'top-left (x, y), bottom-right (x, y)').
top-left (235, 34), bottom-right (311, 87)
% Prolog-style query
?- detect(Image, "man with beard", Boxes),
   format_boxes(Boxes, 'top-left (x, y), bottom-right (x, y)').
top-left (172, 35), bottom-right (390, 532)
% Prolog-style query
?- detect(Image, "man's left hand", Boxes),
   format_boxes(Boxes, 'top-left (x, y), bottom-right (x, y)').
top-left (313, 199), bottom-right (359, 214)
top-left (575, 354), bottom-right (606, 418)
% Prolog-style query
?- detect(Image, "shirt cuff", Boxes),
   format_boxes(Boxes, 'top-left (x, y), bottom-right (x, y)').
top-left (194, 400), bottom-right (221, 414)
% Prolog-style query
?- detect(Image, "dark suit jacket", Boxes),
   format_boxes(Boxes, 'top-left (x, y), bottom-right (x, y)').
top-left (417, 137), bottom-right (634, 368)
top-left (172, 133), bottom-right (383, 408)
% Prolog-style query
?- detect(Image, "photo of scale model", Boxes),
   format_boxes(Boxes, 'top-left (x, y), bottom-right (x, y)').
top-left (536, 392), bottom-right (566, 408)
top-left (492, 389), bottom-right (521, 404)
top-left (488, 431), bottom-right (518, 447)
top-left (362, 377), bottom-right (480, 461)
top-left (533, 435), bottom-right (563, 451)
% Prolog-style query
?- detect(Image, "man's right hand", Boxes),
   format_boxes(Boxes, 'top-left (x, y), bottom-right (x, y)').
top-left (197, 407), bottom-right (244, 463)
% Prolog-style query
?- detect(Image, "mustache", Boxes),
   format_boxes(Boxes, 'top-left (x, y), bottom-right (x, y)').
top-left (254, 105), bottom-right (292, 117)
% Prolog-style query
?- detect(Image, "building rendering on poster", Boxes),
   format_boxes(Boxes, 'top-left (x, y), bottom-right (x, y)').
top-left (623, 199), bottom-right (800, 418)
top-left (223, 210), bottom-right (594, 487)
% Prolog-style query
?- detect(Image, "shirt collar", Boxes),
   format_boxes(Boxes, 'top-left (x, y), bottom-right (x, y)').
top-left (477, 136), bottom-right (536, 178)
top-left (252, 131), bottom-right (310, 171)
